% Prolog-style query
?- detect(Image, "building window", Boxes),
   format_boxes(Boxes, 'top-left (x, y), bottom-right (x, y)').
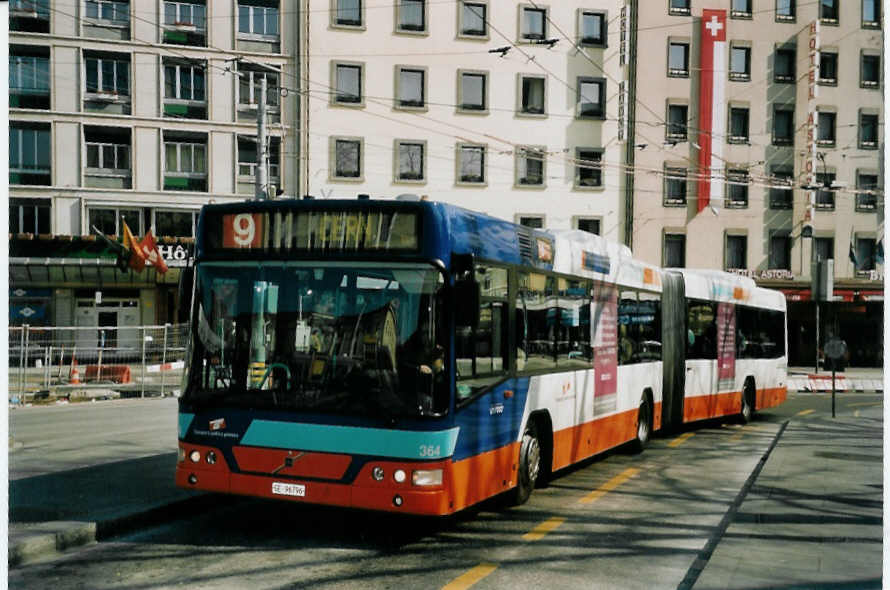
top-left (88, 207), bottom-right (142, 236)
top-left (334, 0), bottom-right (362, 27)
top-left (855, 237), bottom-right (876, 271)
top-left (9, 198), bottom-right (51, 235)
top-left (85, 53), bottom-right (130, 96)
top-left (333, 62), bottom-right (362, 105)
top-left (154, 209), bottom-right (198, 237)
top-left (164, 133), bottom-right (207, 192)
top-left (460, 2), bottom-right (487, 37)
top-left (9, 46), bottom-right (50, 109)
top-left (576, 218), bottom-right (600, 235)
top-left (163, 1), bottom-right (207, 45)
top-left (580, 10), bottom-right (606, 46)
top-left (725, 235), bottom-right (747, 270)
top-left (395, 140), bottom-right (426, 182)
top-left (731, 0), bottom-right (752, 18)
top-left (862, 0), bottom-right (881, 28)
top-left (769, 234), bottom-right (791, 270)
top-left (397, 0), bottom-right (426, 33)
top-left (521, 6), bottom-right (546, 40)
top-left (518, 215), bottom-right (543, 229)
top-left (9, 123), bottom-right (51, 186)
top-left (729, 106), bottom-right (749, 143)
top-left (861, 53), bottom-right (880, 87)
top-left (667, 104), bottom-right (688, 141)
top-left (519, 75), bottom-right (546, 115)
top-left (773, 105), bottom-right (794, 145)
top-left (86, 0), bottom-right (129, 25)
top-left (332, 137), bottom-right (362, 180)
top-left (817, 111), bottom-right (836, 146)
top-left (820, 0), bottom-right (839, 23)
top-left (458, 70), bottom-right (487, 112)
top-left (727, 169), bottom-right (749, 208)
top-left (818, 51), bottom-right (838, 85)
top-left (816, 172), bottom-right (836, 209)
top-left (860, 112), bottom-right (879, 148)
top-left (516, 146), bottom-right (545, 186)
top-left (664, 234), bottom-right (686, 267)
top-left (238, 2), bottom-right (279, 38)
top-left (668, 41), bottom-right (689, 77)
top-left (163, 59), bottom-right (206, 119)
top-left (669, 0), bottom-right (691, 16)
top-left (813, 237), bottom-right (834, 262)
top-left (238, 65), bottom-right (280, 109)
top-left (397, 67), bottom-right (426, 109)
top-left (729, 45), bottom-right (751, 81)
top-left (664, 166), bottom-right (687, 205)
top-left (10, 0), bottom-right (51, 33)
top-left (856, 172), bottom-right (878, 210)
top-left (774, 47), bottom-right (796, 82)
top-left (577, 78), bottom-right (605, 118)
top-left (84, 126), bottom-right (131, 189)
top-left (776, 0), bottom-right (796, 20)
top-left (769, 166), bottom-right (793, 209)
top-left (575, 148), bottom-right (603, 188)
top-left (457, 144), bottom-right (485, 184)
top-left (237, 135), bottom-right (280, 194)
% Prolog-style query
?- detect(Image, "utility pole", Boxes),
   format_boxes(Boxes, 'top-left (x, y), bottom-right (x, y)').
top-left (256, 75), bottom-right (268, 200)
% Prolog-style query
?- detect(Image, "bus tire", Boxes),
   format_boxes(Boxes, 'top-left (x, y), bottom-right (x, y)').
top-left (510, 422), bottom-right (541, 506)
top-left (630, 395), bottom-right (653, 453)
top-left (740, 379), bottom-right (755, 424)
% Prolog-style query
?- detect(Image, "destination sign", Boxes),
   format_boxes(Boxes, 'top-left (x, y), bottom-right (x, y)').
top-left (212, 209), bottom-right (420, 253)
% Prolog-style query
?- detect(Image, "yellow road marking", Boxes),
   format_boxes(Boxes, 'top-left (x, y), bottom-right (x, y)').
top-left (855, 410), bottom-right (860, 418)
top-left (442, 563), bottom-right (498, 590)
top-left (579, 467), bottom-right (640, 505)
top-left (849, 401), bottom-right (881, 407)
top-left (522, 517), bottom-right (566, 541)
top-left (668, 432), bottom-right (695, 447)
top-left (796, 409), bottom-right (815, 416)
top-left (729, 432), bottom-right (744, 442)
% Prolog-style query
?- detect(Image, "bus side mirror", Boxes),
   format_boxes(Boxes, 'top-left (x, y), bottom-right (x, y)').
top-left (177, 260), bottom-right (195, 323)
top-left (454, 279), bottom-right (480, 329)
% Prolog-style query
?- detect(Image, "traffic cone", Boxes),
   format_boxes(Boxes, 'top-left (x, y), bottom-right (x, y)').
top-left (69, 359), bottom-right (81, 385)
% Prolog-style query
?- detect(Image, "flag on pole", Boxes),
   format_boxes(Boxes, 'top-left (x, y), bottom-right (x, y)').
top-left (93, 225), bottom-right (131, 272)
top-left (122, 221), bottom-right (147, 271)
top-left (696, 9), bottom-right (728, 213)
top-left (849, 235), bottom-right (859, 269)
top-left (139, 230), bottom-right (169, 274)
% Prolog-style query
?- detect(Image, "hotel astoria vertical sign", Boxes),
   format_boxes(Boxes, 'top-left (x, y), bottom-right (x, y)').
top-left (803, 21), bottom-right (820, 226)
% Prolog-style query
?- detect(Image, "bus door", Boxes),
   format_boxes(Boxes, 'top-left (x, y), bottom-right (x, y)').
top-left (684, 299), bottom-right (718, 419)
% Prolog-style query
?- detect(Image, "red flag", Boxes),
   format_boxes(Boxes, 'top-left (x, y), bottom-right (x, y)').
top-left (122, 221), bottom-right (146, 271)
top-left (139, 230), bottom-right (169, 274)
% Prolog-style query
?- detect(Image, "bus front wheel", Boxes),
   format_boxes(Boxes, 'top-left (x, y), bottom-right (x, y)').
top-left (510, 422), bottom-right (541, 505)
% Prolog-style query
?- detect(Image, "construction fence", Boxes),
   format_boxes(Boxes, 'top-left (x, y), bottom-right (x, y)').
top-left (8, 324), bottom-right (189, 402)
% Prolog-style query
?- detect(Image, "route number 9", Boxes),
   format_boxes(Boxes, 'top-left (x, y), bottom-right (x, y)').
top-left (223, 213), bottom-right (263, 248)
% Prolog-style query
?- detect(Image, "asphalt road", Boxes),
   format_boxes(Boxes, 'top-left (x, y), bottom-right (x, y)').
top-left (9, 392), bottom-right (883, 589)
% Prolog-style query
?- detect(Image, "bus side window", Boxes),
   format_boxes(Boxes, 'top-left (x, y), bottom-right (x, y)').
top-left (456, 265), bottom-right (509, 400)
top-left (557, 278), bottom-right (592, 369)
top-left (686, 299), bottom-right (718, 360)
top-left (618, 289), bottom-right (637, 365)
top-left (522, 273), bottom-right (557, 372)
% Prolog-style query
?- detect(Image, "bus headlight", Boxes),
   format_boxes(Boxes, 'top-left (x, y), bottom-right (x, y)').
top-left (372, 466), bottom-right (385, 481)
top-left (393, 469), bottom-right (407, 483)
top-left (206, 451), bottom-right (217, 465)
top-left (412, 469), bottom-right (443, 486)
top-left (189, 450), bottom-right (201, 463)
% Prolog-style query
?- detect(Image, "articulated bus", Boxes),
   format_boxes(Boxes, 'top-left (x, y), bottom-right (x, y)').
top-left (176, 198), bottom-right (787, 515)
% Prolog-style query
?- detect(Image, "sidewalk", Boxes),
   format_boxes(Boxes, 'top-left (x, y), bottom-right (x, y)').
top-left (694, 398), bottom-right (883, 588)
top-left (787, 366), bottom-right (884, 392)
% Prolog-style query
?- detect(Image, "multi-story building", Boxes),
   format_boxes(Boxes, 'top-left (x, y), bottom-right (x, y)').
top-left (9, 0), bottom-right (299, 339)
top-left (630, 0), bottom-right (883, 367)
top-left (300, 0), bottom-right (629, 237)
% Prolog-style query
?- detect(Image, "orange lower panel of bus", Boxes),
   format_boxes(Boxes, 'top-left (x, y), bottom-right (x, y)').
top-left (551, 406), bottom-right (656, 472)
top-left (176, 442), bottom-right (522, 516)
top-left (683, 386), bottom-right (787, 423)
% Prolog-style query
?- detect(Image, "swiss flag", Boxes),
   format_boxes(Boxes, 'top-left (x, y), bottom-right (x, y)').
top-left (122, 221), bottom-right (147, 271)
top-left (140, 230), bottom-right (169, 274)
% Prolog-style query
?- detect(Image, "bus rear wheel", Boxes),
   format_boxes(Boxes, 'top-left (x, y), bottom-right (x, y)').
top-left (510, 423), bottom-right (541, 506)
top-left (740, 381), bottom-right (755, 424)
top-left (630, 396), bottom-right (652, 453)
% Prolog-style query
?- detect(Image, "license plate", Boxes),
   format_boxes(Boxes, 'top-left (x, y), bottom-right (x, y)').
top-left (272, 482), bottom-right (306, 497)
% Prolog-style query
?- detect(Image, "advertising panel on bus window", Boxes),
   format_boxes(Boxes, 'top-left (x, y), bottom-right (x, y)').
top-left (716, 302), bottom-right (736, 391)
top-left (591, 280), bottom-right (617, 414)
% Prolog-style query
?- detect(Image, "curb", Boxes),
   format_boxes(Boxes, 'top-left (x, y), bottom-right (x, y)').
top-left (8, 493), bottom-right (221, 568)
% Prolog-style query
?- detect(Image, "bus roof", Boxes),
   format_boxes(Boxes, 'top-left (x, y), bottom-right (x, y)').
top-left (669, 268), bottom-right (786, 311)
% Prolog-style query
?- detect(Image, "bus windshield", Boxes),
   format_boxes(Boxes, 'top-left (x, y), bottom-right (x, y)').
top-left (186, 262), bottom-right (448, 418)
